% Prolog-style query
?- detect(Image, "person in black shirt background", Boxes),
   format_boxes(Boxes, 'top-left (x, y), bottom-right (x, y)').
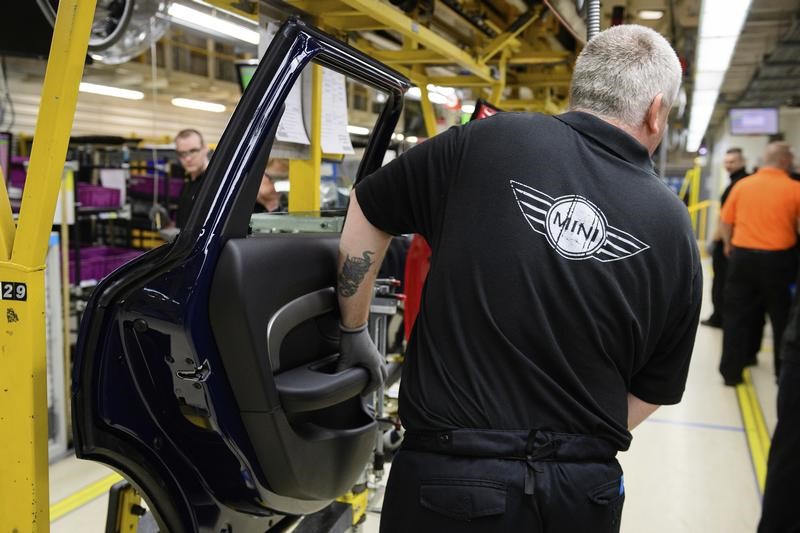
top-left (174, 128), bottom-right (210, 229)
top-left (335, 25), bottom-right (699, 532)
top-left (253, 158), bottom-right (289, 213)
top-left (760, 300), bottom-right (800, 532)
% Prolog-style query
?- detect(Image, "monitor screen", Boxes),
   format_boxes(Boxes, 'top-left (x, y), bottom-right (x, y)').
top-left (235, 62), bottom-right (258, 93)
top-left (729, 108), bottom-right (779, 136)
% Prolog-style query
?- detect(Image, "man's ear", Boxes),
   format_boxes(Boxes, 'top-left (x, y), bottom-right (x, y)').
top-left (646, 93), bottom-right (666, 135)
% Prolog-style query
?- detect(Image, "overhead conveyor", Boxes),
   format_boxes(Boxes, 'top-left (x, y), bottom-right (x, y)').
top-left (282, 0), bottom-right (579, 111)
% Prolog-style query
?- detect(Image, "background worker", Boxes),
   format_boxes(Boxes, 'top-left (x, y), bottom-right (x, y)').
top-left (254, 158), bottom-right (288, 213)
top-left (719, 141), bottom-right (800, 385)
top-left (336, 25), bottom-right (700, 532)
top-left (174, 128), bottom-right (210, 229)
top-left (703, 148), bottom-right (750, 328)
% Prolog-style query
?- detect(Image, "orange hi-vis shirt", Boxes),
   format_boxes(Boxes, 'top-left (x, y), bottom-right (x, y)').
top-left (720, 167), bottom-right (800, 250)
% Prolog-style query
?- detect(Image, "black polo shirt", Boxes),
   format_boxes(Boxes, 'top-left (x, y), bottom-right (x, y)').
top-left (356, 111), bottom-right (702, 451)
top-left (176, 172), bottom-right (205, 229)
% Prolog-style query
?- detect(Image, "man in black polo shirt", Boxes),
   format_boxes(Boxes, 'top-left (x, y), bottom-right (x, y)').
top-left (703, 147), bottom-right (749, 328)
top-left (174, 128), bottom-right (210, 229)
top-left (336, 25), bottom-right (700, 532)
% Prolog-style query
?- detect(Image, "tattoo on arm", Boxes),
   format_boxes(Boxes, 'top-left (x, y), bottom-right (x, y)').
top-left (338, 251), bottom-right (375, 297)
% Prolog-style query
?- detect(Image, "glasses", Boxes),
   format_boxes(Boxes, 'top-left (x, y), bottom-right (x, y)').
top-left (177, 147), bottom-right (203, 159)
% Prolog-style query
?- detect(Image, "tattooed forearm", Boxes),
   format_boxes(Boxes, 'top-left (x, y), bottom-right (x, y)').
top-left (338, 251), bottom-right (375, 297)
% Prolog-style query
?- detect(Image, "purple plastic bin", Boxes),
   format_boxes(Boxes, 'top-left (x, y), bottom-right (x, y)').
top-left (129, 175), bottom-right (184, 198)
top-left (78, 183), bottom-right (121, 208)
top-left (8, 156), bottom-right (28, 188)
top-left (68, 246), bottom-right (144, 283)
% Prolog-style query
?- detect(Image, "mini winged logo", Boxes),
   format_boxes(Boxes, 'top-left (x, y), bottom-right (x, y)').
top-left (510, 180), bottom-right (650, 262)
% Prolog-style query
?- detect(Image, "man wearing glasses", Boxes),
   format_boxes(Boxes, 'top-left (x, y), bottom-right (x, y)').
top-left (174, 129), bottom-right (210, 229)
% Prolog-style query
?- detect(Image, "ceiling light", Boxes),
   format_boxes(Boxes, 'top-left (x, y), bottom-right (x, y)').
top-left (347, 125), bottom-right (370, 136)
top-left (405, 136), bottom-right (419, 143)
top-left (171, 97), bottom-right (226, 113)
top-left (686, 0), bottom-right (753, 152)
top-left (391, 133), bottom-right (405, 141)
top-left (168, 3), bottom-right (259, 45)
top-left (79, 82), bottom-right (144, 100)
top-left (638, 10), bottom-right (664, 20)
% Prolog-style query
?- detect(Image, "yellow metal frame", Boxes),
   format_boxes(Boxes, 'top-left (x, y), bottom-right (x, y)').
top-left (0, 1), bottom-right (97, 531)
top-left (336, 489), bottom-right (369, 526)
top-left (286, 0), bottom-right (572, 113)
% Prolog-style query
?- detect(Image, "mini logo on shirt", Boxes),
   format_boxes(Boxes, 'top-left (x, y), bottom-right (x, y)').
top-left (510, 180), bottom-right (650, 262)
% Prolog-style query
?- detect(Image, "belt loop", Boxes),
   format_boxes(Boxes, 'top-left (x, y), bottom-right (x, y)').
top-left (524, 430), bottom-right (538, 496)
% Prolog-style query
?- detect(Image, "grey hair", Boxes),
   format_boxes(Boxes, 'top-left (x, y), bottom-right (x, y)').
top-left (569, 25), bottom-right (682, 128)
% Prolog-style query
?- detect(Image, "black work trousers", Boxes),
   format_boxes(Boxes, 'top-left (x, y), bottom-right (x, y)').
top-left (380, 429), bottom-right (624, 533)
top-left (709, 240), bottom-right (727, 322)
top-left (720, 248), bottom-right (797, 383)
top-left (759, 359), bottom-right (800, 533)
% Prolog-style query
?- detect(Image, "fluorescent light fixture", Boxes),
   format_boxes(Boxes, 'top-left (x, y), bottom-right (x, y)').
top-left (347, 125), bottom-right (370, 136)
top-left (638, 10), bottom-right (665, 20)
top-left (168, 3), bottom-right (259, 45)
top-left (695, 36), bottom-right (737, 71)
top-left (79, 82), bottom-right (144, 100)
top-left (427, 92), bottom-right (449, 105)
top-left (406, 85), bottom-right (459, 106)
top-left (461, 103), bottom-right (476, 114)
top-left (171, 97), bottom-right (226, 113)
top-left (406, 136), bottom-right (419, 143)
top-left (391, 133), bottom-right (405, 141)
top-left (686, 0), bottom-right (752, 152)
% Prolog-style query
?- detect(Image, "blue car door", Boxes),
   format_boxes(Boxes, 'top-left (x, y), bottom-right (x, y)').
top-left (72, 17), bottom-right (409, 532)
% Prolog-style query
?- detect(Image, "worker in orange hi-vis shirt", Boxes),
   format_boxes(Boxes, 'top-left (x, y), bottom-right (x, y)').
top-left (719, 141), bottom-right (800, 386)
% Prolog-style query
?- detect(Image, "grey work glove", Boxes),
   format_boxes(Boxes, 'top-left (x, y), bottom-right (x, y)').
top-left (337, 323), bottom-right (387, 396)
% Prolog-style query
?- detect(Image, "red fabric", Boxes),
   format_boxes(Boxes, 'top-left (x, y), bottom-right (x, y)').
top-left (403, 234), bottom-right (431, 342)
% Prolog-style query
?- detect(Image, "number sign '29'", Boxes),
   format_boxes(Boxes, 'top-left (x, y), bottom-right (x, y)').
top-left (0, 282), bottom-right (27, 301)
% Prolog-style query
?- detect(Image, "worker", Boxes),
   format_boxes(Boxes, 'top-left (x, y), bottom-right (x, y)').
top-left (703, 148), bottom-right (750, 328)
top-left (336, 25), bottom-right (700, 532)
top-left (254, 158), bottom-right (288, 213)
top-left (719, 141), bottom-right (800, 385)
top-left (759, 300), bottom-right (800, 533)
top-left (174, 128), bottom-right (210, 228)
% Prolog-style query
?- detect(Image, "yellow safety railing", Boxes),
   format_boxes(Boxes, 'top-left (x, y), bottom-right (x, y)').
top-left (687, 199), bottom-right (716, 244)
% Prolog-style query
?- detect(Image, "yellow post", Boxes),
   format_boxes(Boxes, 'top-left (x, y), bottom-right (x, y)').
top-left (0, 1), bottom-right (96, 531)
top-left (489, 49), bottom-right (510, 106)
top-left (689, 164), bottom-right (701, 230)
top-left (0, 167), bottom-right (15, 260)
top-left (413, 67), bottom-right (437, 139)
top-left (289, 63), bottom-right (323, 212)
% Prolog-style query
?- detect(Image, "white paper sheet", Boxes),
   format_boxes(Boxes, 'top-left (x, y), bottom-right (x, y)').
top-left (260, 22), bottom-right (310, 145)
top-left (320, 69), bottom-right (355, 155)
top-left (276, 82), bottom-right (311, 145)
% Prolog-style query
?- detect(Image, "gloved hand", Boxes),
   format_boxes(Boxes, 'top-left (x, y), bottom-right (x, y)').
top-left (337, 323), bottom-right (387, 396)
